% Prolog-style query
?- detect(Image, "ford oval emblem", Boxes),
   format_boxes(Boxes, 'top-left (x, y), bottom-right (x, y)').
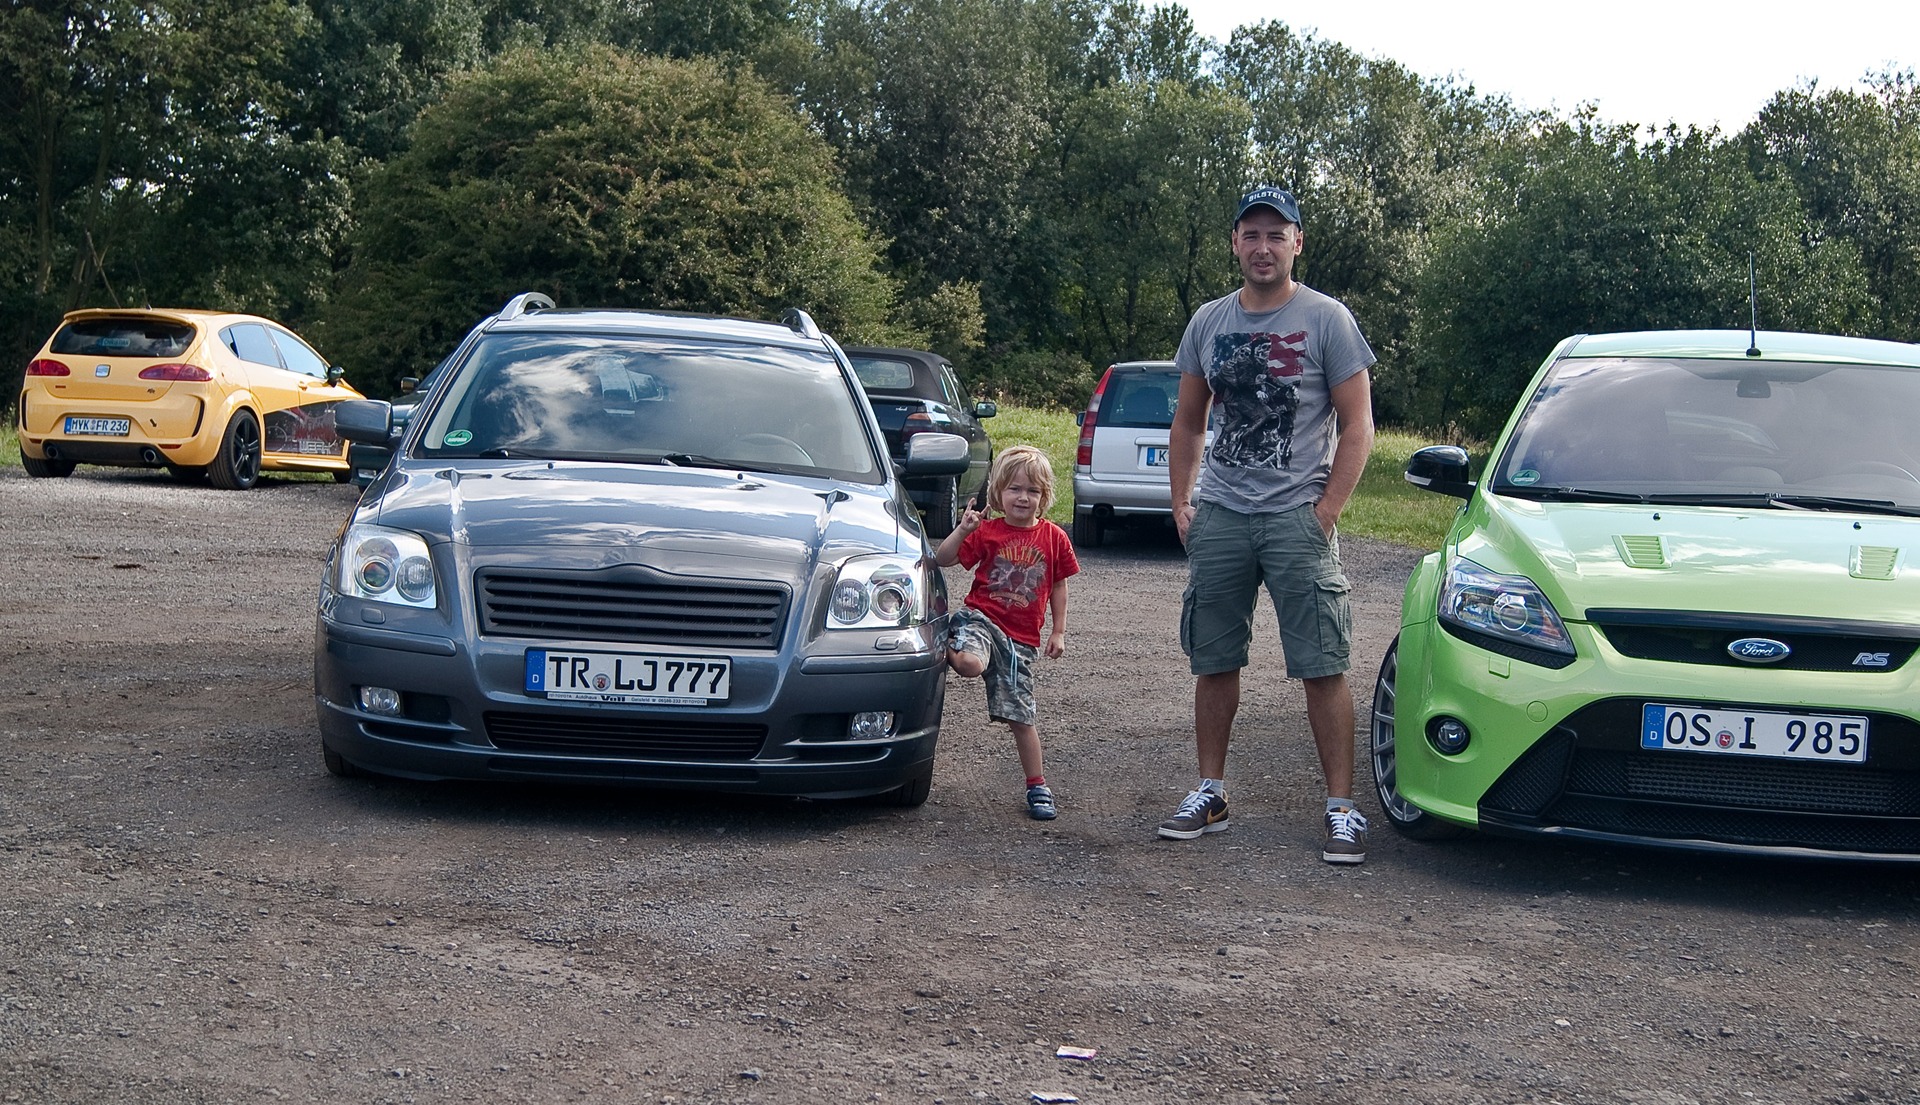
top-left (1727, 637), bottom-right (1792, 664)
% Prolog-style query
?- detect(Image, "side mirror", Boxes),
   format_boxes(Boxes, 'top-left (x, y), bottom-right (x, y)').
top-left (398, 375), bottom-right (421, 395)
top-left (974, 400), bottom-right (997, 419)
top-left (335, 398), bottom-right (394, 445)
top-left (327, 364), bottom-right (347, 385)
top-left (1405, 444), bottom-right (1474, 499)
top-left (902, 431), bottom-right (970, 477)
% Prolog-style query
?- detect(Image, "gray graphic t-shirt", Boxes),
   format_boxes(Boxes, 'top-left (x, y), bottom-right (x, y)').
top-left (1175, 285), bottom-right (1375, 513)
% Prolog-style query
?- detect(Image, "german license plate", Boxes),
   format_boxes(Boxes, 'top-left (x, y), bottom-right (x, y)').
top-left (1641, 703), bottom-right (1868, 763)
top-left (1144, 446), bottom-right (1169, 467)
top-left (65, 417), bottom-right (130, 436)
top-left (525, 649), bottom-right (730, 705)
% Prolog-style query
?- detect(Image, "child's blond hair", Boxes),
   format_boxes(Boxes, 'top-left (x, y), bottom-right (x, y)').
top-left (986, 445), bottom-right (1057, 516)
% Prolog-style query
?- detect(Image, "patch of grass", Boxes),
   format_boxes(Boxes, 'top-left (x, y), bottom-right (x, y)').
top-left (987, 406), bottom-right (1481, 548)
top-left (1, 421), bottom-right (16, 467)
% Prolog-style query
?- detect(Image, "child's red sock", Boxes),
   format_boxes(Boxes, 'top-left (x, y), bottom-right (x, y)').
top-left (1026, 775), bottom-right (1046, 788)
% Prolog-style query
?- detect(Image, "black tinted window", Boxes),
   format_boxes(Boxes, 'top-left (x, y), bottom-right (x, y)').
top-left (52, 318), bottom-right (195, 358)
top-left (1103, 372), bottom-right (1179, 428)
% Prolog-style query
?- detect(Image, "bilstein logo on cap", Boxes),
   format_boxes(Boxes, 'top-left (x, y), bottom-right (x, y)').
top-left (1235, 186), bottom-right (1302, 226)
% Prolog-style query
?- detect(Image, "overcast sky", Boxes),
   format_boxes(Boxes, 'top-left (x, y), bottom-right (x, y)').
top-left (1170, 0), bottom-right (1919, 132)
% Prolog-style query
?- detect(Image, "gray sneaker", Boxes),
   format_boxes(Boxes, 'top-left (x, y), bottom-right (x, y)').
top-left (1323, 807), bottom-right (1369, 864)
top-left (1157, 788), bottom-right (1229, 839)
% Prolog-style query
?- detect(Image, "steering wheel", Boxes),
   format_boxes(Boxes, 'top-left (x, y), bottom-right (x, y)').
top-left (735, 433), bottom-right (814, 466)
top-left (1832, 461), bottom-right (1920, 484)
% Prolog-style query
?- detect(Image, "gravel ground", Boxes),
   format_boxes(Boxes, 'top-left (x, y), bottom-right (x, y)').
top-left (3, 467), bottom-right (1918, 1105)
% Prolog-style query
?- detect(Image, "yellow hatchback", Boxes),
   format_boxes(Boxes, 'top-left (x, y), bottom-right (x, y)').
top-left (17, 308), bottom-right (363, 489)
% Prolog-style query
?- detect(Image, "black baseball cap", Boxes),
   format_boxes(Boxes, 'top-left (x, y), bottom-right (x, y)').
top-left (1234, 186), bottom-right (1302, 227)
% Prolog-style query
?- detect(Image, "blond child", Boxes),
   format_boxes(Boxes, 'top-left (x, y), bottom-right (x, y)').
top-left (933, 446), bottom-right (1081, 819)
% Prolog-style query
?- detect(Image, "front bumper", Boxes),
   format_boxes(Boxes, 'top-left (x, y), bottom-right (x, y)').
top-left (314, 610), bottom-right (946, 799)
top-left (1394, 618), bottom-right (1920, 860)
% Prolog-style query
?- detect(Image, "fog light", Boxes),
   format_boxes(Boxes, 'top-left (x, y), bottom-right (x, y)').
top-left (849, 711), bottom-right (897, 740)
top-left (359, 686), bottom-right (403, 716)
top-left (1429, 717), bottom-right (1471, 755)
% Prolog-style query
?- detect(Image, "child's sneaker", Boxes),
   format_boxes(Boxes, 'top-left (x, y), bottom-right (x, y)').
top-left (1026, 784), bottom-right (1057, 820)
top-left (1157, 788), bottom-right (1229, 839)
top-left (1323, 806), bottom-right (1369, 864)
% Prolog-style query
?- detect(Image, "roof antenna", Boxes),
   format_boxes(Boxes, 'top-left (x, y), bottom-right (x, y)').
top-left (1745, 252), bottom-right (1762, 357)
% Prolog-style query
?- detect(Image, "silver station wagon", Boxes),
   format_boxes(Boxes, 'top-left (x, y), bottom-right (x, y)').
top-left (315, 294), bottom-right (971, 806)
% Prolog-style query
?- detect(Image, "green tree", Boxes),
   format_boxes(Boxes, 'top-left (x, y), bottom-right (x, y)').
top-left (1412, 119), bottom-right (1872, 439)
top-left (321, 45), bottom-right (903, 394)
top-left (0, 0), bottom-right (351, 406)
top-left (1742, 73), bottom-right (1920, 342)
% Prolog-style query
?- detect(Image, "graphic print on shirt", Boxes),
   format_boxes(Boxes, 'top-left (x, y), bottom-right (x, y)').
top-left (1208, 330), bottom-right (1307, 470)
top-left (985, 540), bottom-right (1049, 610)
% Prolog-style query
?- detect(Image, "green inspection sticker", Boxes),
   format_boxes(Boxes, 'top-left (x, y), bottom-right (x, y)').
top-left (1511, 468), bottom-right (1541, 485)
top-left (444, 429), bottom-right (473, 446)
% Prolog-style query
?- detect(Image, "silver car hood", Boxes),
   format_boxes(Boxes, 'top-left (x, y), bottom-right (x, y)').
top-left (359, 461), bottom-right (915, 583)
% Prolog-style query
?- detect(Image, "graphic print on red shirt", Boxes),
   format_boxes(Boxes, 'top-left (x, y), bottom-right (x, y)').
top-left (955, 518), bottom-right (1080, 648)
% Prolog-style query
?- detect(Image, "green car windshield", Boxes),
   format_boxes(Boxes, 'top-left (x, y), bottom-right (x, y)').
top-left (1493, 357), bottom-right (1920, 512)
top-left (415, 333), bottom-right (882, 482)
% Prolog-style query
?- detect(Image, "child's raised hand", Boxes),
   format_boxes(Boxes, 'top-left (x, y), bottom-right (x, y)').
top-left (957, 491), bottom-right (987, 532)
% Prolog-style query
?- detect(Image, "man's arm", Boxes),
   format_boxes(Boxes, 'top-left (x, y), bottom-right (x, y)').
top-left (1314, 369), bottom-right (1375, 536)
top-left (1168, 372), bottom-right (1213, 542)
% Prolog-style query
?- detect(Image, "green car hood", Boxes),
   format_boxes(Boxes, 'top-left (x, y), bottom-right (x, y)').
top-left (1456, 495), bottom-right (1918, 622)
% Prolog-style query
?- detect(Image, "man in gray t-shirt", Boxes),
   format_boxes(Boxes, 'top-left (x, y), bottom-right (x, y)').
top-left (1157, 185), bottom-right (1378, 864)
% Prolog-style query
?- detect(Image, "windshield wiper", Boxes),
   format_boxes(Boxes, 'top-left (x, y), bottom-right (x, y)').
top-left (1499, 485), bottom-right (1652, 504)
top-left (1765, 494), bottom-right (1920, 517)
top-left (660, 453), bottom-right (784, 475)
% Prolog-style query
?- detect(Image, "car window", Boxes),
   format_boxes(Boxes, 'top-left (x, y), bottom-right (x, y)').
top-left (1496, 357), bottom-right (1920, 508)
top-left (223, 323), bottom-right (282, 368)
top-left (849, 356), bottom-right (916, 391)
top-left (939, 366), bottom-right (964, 406)
top-left (269, 327), bottom-right (331, 379)
top-left (1103, 371), bottom-right (1180, 429)
top-left (419, 334), bottom-right (883, 481)
top-left (52, 318), bottom-right (195, 358)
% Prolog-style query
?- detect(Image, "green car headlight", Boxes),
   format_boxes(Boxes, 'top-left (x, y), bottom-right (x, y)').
top-left (1438, 555), bottom-right (1573, 661)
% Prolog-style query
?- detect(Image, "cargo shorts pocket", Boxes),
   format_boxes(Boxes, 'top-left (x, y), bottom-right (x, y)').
top-left (1314, 572), bottom-right (1353, 657)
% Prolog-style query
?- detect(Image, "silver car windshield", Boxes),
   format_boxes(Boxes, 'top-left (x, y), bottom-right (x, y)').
top-left (1494, 357), bottom-right (1920, 512)
top-left (415, 334), bottom-right (882, 481)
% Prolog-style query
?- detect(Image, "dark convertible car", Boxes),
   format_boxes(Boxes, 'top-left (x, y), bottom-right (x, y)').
top-left (844, 346), bottom-right (994, 537)
top-left (317, 294), bottom-right (972, 806)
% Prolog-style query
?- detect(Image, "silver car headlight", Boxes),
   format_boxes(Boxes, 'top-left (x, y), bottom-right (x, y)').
top-left (828, 555), bottom-right (931, 629)
top-left (1438, 555), bottom-right (1572, 658)
top-left (336, 523), bottom-right (437, 608)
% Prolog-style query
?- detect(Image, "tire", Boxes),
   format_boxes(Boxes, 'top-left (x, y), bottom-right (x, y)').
top-left (1071, 509), bottom-right (1103, 549)
top-left (21, 449), bottom-right (75, 478)
top-left (331, 467), bottom-right (353, 484)
top-left (207, 410), bottom-right (262, 490)
top-left (1370, 638), bottom-right (1466, 840)
top-left (322, 742), bottom-right (365, 778)
top-left (873, 765), bottom-right (934, 808)
top-left (922, 479), bottom-right (960, 539)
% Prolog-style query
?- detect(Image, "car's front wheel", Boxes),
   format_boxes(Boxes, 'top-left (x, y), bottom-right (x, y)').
top-left (21, 449), bottom-right (74, 478)
top-left (208, 409), bottom-right (262, 490)
top-left (872, 765), bottom-right (934, 808)
top-left (1370, 638), bottom-right (1465, 840)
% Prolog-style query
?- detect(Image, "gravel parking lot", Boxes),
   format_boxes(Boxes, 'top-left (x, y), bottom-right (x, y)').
top-left (4, 468), bottom-right (1919, 1104)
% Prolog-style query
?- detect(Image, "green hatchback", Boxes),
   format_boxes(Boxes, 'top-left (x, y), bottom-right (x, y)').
top-left (1374, 330), bottom-right (1920, 862)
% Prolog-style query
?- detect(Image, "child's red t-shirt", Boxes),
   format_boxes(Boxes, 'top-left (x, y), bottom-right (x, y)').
top-left (954, 518), bottom-right (1081, 648)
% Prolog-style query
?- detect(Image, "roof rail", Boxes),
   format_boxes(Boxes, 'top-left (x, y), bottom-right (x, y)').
top-left (498, 292), bottom-right (555, 322)
top-left (781, 308), bottom-right (821, 340)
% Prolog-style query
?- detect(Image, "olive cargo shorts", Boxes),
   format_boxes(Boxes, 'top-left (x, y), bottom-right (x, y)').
top-left (1180, 500), bottom-right (1353, 679)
